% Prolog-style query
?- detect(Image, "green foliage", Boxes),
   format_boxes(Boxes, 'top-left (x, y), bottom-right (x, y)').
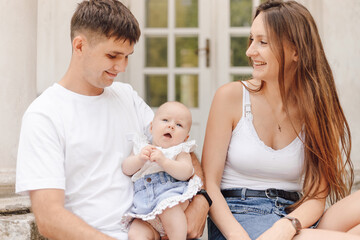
top-left (231, 37), bottom-right (249, 66)
top-left (145, 75), bottom-right (168, 107)
top-left (230, 0), bottom-right (252, 27)
top-left (146, 0), bottom-right (168, 28)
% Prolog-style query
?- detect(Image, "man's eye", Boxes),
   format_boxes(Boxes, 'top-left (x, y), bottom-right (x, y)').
top-left (107, 54), bottom-right (116, 59)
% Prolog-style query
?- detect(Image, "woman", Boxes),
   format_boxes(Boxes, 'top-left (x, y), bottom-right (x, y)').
top-left (202, 1), bottom-right (360, 239)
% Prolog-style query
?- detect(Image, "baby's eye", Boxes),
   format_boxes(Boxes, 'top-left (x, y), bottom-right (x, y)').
top-left (176, 123), bottom-right (183, 127)
top-left (162, 119), bottom-right (168, 122)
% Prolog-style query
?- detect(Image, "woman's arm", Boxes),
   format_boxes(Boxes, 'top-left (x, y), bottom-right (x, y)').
top-left (202, 83), bottom-right (251, 240)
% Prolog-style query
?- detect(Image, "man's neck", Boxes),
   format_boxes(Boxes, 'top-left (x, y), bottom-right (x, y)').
top-left (59, 68), bottom-right (104, 96)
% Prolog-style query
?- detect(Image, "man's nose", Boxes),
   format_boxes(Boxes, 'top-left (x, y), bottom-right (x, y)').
top-left (114, 58), bottom-right (128, 72)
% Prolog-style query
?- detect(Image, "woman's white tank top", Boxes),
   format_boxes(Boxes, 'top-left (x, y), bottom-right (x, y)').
top-left (220, 85), bottom-right (304, 191)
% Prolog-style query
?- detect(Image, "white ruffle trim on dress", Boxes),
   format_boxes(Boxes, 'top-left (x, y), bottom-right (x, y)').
top-left (121, 174), bottom-right (203, 236)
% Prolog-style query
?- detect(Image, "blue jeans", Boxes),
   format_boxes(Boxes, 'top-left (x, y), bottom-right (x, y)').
top-left (208, 188), bottom-right (296, 240)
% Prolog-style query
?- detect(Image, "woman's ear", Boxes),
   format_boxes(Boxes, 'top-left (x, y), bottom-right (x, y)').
top-left (292, 47), bottom-right (298, 62)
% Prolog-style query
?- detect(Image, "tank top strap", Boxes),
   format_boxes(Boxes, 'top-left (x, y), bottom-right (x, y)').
top-left (242, 84), bottom-right (252, 118)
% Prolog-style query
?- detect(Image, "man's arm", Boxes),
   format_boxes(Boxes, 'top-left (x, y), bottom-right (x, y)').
top-left (184, 153), bottom-right (210, 239)
top-left (30, 189), bottom-right (115, 240)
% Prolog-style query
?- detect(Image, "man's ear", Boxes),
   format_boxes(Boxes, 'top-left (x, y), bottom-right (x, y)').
top-left (72, 35), bottom-right (85, 55)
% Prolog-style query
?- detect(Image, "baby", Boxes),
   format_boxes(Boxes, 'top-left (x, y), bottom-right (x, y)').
top-left (121, 101), bottom-right (202, 239)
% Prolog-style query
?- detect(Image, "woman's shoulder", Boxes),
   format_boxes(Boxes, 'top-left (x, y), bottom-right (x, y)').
top-left (210, 81), bottom-right (246, 125)
top-left (215, 81), bottom-right (244, 102)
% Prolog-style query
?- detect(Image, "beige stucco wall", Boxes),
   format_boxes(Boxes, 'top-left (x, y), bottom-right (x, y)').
top-left (0, 0), bottom-right (37, 190)
top-left (307, 0), bottom-right (360, 170)
top-left (36, 0), bottom-right (79, 94)
top-left (321, 0), bottom-right (360, 170)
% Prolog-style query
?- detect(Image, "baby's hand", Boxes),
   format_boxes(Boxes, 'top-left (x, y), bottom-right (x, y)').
top-left (149, 148), bottom-right (167, 165)
top-left (139, 145), bottom-right (154, 162)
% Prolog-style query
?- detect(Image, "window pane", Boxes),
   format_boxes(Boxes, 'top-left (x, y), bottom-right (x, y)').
top-left (146, 36), bottom-right (168, 67)
top-left (231, 74), bottom-right (252, 82)
top-left (230, 0), bottom-right (252, 27)
top-left (175, 0), bottom-right (198, 28)
top-left (145, 75), bottom-right (168, 107)
top-left (146, 0), bottom-right (168, 28)
top-left (230, 36), bottom-right (249, 66)
top-left (176, 36), bottom-right (198, 67)
top-left (175, 74), bottom-right (198, 108)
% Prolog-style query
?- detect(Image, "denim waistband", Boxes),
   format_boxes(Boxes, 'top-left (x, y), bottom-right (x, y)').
top-left (134, 171), bottom-right (179, 192)
top-left (221, 188), bottom-right (301, 202)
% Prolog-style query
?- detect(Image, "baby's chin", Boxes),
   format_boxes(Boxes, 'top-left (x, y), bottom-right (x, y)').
top-left (153, 139), bottom-right (185, 149)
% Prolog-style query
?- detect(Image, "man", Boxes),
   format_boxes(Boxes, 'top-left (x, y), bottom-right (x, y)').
top-left (16, 0), bottom-right (209, 239)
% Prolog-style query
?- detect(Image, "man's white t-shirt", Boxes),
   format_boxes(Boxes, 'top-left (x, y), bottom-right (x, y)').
top-left (16, 82), bottom-right (154, 239)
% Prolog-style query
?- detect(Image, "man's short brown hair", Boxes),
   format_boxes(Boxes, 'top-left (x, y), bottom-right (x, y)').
top-left (70, 0), bottom-right (140, 44)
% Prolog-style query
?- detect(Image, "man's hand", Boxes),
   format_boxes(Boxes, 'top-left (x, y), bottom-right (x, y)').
top-left (185, 194), bottom-right (209, 239)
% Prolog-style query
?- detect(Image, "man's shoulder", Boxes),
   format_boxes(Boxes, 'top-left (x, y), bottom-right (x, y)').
top-left (26, 84), bottom-right (60, 113)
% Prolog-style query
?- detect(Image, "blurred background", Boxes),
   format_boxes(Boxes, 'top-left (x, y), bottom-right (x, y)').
top-left (0, 0), bottom-right (359, 238)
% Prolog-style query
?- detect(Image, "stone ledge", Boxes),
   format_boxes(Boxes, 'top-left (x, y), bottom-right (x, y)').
top-left (0, 194), bottom-right (46, 240)
top-left (0, 213), bottom-right (46, 240)
top-left (0, 169), bottom-right (15, 196)
top-left (0, 194), bottom-right (31, 214)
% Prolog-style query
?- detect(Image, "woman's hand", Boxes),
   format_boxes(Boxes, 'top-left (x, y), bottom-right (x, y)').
top-left (256, 218), bottom-right (296, 240)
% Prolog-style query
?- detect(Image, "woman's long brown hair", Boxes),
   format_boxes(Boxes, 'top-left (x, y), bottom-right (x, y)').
top-left (251, 1), bottom-right (353, 210)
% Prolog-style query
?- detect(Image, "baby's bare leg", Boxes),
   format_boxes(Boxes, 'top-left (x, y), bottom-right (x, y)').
top-left (159, 204), bottom-right (187, 240)
top-left (128, 219), bottom-right (160, 240)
